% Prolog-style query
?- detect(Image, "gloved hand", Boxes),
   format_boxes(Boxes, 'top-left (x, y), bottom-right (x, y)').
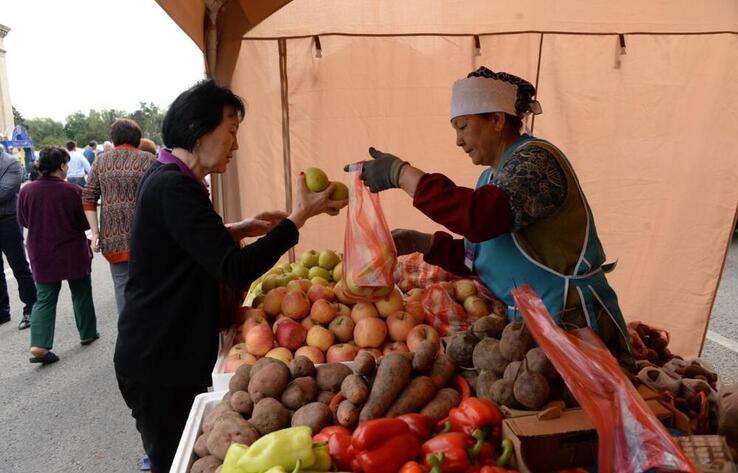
top-left (344, 147), bottom-right (409, 192)
top-left (391, 228), bottom-right (433, 256)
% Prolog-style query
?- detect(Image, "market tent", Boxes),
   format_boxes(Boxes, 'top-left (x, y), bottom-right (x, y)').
top-left (155, 0), bottom-right (738, 357)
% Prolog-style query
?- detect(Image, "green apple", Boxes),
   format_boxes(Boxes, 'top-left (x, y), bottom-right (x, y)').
top-left (276, 273), bottom-right (296, 287)
top-left (332, 262), bottom-right (343, 282)
top-left (318, 249), bottom-right (340, 270)
top-left (308, 266), bottom-right (332, 281)
top-left (311, 276), bottom-right (329, 286)
top-left (279, 262), bottom-right (293, 273)
top-left (291, 264), bottom-right (309, 279)
top-left (305, 167), bottom-right (329, 192)
top-left (330, 182), bottom-right (349, 201)
top-left (301, 250), bottom-right (319, 268)
top-left (261, 274), bottom-right (279, 292)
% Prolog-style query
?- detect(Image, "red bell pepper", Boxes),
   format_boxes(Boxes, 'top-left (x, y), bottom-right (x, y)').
top-left (480, 467), bottom-right (519, 473)
top-left (442, 397), bottom-right (503, 442)
top-left (312, 425), bottom-right (352, 443)
top-left (314, 425), bottom-right (355, 471)
top-left (421, 432), bottom-right (472, 473)
top-left (397, 414), bottom-right (437, 442)
top-left (398, 460), bottom-right (429, 473)
top-left (352, 419), bottom-right (421, 473)
top-left (453, 374), bottom-right (472, 400)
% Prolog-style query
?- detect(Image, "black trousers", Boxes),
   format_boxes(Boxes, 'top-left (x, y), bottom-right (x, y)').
top-left (117, 373), bottom-right (207, 473)
top-left (0, 215), bottom-right (36, 317)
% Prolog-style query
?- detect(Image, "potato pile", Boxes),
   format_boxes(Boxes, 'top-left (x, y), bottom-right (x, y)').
top-left (191, 356), bottom-right (353, 472)
top-left (445, 317), bottom-right (567, 411)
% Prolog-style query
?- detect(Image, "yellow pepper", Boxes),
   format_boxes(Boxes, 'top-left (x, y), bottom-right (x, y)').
top-left (310, 443), bottom-right (332, 471)
top-left (221, 443), bottom-right (249, 473)
top-left (236, 426), bottom-right (315, 473)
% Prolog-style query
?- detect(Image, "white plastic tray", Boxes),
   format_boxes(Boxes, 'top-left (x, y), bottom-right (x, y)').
top-left (211, 328), bottom-right (238, 392)
top-left (169, 391), bottom-right (225, 473)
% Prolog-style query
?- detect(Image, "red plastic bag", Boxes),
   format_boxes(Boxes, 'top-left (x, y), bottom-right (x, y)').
top-left (341, 163), bottom-right (397, 302)
top-left (393, 253), bottom-right (456, 292)
top-left (421, 283), bottom-right (468, 336)
top-left (511, 284), bottom-right (696, 473)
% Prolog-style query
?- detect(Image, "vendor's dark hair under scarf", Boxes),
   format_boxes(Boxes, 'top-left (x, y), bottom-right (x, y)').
top-left (467, 67), bottom-right (538, 118)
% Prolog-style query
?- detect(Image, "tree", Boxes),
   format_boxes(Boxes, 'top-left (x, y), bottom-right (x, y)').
top-left (25, 117), bottom-right (66, 147)
top-left (12, 106), bottom-right (26, 128)
top-left (128, 102), bottom-right (164, 145)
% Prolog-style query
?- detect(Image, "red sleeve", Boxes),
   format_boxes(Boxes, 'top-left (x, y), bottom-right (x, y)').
top-left (424, 231), bottom-right (474, 276)
top-left (412, 173), bottom-right (514, 242)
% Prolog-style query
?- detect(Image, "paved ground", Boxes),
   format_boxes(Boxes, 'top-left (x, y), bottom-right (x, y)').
top-left (0, 234), bottom-right (736, 473)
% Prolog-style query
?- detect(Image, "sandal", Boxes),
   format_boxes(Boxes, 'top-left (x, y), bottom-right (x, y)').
top-left (29, 351), bottom-right (59, 365)
top-left (80, 334), bottom-right (100, 346)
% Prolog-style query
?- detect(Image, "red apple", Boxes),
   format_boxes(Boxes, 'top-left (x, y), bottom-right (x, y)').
top-left (326, 343), bottom-right (358, 363)
top-left (375, 287), bottom-right (404, 318)
top-left (328, 315), bottom-right (355, 343)
top-left (354, 318), bottom-right (387, 348)
top-left (453, 279), bottom-right (478, 302)
top-left (223, 352), bottom-right (257, 373)
top-left (439, 281), bottom-right (456, 299)
top-left (266, 347), bottom-right (293, 365)
top-left (405, 288), bottom-right (424, 303)
top-left (357, 348), bottom-right (382, 360)
top-left (336, 303), bottom-right (351, 318)
top-left (310, 299), bottom-right (338, 324)
top-left (386, 311), bottom-right (417, 342)
top-left (351, 302), bottom-right (379, 323)
top-left (263, 287), bottom-right (288, 316)
top-left (405, 300), bottom-right (426, 325)
top-left (245, 324), bottom-right (274, 356)
top-left (307, 284), bottom-right (336, 304)
top-left (275, 318), bottom-right (308, 350)
top-left (383, 341), bottom-right (409, 355)
top-left (463, 296), bottom-right (489, 318)
top-left (242, 313), bottom-right (269, 340)
top-left (307, 325), bottom-right (335, 352)
top-left (406, 324), bottom-right (440, 352)
top-left (282, 289), bottom-right (311, 320)
top-left (228, 342), bottom-right (246, 357)
top-left (295, 345), bottom-right (325, 364)
top-left (301, 317), bottom-right (318, 331)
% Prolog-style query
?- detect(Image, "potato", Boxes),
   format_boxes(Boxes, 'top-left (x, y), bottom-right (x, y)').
top-left (445, 331), bottom-right (478, 369)
top-left (386, 376), bottom-right (437, 417)
top-left (513, 369), bottom-right (551, 410)
top-left (316, 363), bottom-right (353, 393)
top-left (429, 353), bottom-right (456, 388)
top-left (476, 370), bottom-right (500, 401)
top-left (281, 377), bottom-right (318, 410)
top-left (206, 417), bottom-right (259, 460)
top-left (336, 400), bottom-right (360, 428)
top-left (248, 359), bottom-right (290, 403)
top-left (250, 356), bottom-right (282, 378)
top-left (317, 390), bottom-right (335, 404)
top-left (503, 361), bottom-right (522, 381)
top-left (490, 379), bottom-right (517, 407)
top-left (499, 321), bottom-right (534, 361)
top-left (202, 400), bottom-right (240, 433)
top-left (194, 432), bottom-right (210, 457)
top-left (526, 347), bottom-right (557, 380)
top-left (291, 402), bottom-right (333, 433)
top-left (473, 337), bottom-right (500, 371)
top-left (250, 398), bottom-right (291, 435)
top-left (360, 353), bottom-right (413, 422)
top-left (420, 388), bottom-right (462, 420)
top-left (289, 355), bottom-right (317, 379)
top-left (412, 340), bottom-right (439, 372)
top-left (228, 364), bottom-right (252, 393)
top-left (190, 455), bottom-right (222, 473)
top-left (354, 351), bottom-right (377, 377)
top-left (229, 390), bottom-right (254, 415)
top-left (472, 315), bottom-right (507, 339)
top-left (340, 374), bottom-right (369, 405)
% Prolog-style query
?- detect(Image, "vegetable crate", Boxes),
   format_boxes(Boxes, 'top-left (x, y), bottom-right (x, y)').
top-left (211, 328), bottom-right (238, 392)
top-left (170, 391), bottom-right (225, 473)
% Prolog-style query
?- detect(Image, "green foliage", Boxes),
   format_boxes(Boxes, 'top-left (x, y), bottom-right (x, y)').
top-left (129, 102), bottom-right (164, 145)
top-left (24, 117), bottom-right (66, 148)
top-left (12, 106), bottom-right (26, 128)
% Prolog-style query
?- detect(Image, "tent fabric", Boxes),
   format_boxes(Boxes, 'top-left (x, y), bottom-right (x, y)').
top-left (155, 0), bottom-right (738, 357)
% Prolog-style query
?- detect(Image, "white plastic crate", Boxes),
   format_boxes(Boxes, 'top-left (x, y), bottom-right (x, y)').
top-left (211, 328), bottom-right (238, 392)
top-left (169, 391), bottom-right (225, 473)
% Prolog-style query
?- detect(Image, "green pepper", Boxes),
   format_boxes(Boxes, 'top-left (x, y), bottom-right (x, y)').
top-left (310, 442), bottom-right (332, 471)
top-left (222, 443), bottom-right (249, 473)
top-left (236, 426), bottom-right (316, 473)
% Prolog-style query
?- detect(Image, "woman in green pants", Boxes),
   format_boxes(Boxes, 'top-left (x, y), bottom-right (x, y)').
top-left (16, 146), bottom-right (98, 364)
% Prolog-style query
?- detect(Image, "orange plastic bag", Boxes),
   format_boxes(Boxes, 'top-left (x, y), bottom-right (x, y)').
top-left (341, 163), bottom-right (397, 302)
top-left (421, 283), bottom-right (468, 336)
top-left (511, 284), bottom-right (696, 473)
top-left (393, 253), bottom-right (456, 292)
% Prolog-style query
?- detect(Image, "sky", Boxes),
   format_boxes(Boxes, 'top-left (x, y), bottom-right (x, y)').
top-left (0, 0), bottom-right (205, 122)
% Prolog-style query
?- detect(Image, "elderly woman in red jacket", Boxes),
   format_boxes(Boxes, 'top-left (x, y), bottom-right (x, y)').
top-left (17, 146), bottom-right (99, 365)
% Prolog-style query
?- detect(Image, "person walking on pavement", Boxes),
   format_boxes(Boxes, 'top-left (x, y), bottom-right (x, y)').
top-left (82, 119), bottom-right (156, 317)
top-left (0, 145), bottom-right (36, 329)
top-left (17, 146), bottom-right (98, 365)
top-left (65, 141), bottom-right (91, 187)
top-left (83, 141), bottom-right (98, 165)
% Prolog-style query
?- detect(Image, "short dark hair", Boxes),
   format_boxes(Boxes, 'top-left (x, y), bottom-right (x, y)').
top-left (110, 118), bottom-right (142, 147)
top-left (89, 140), bottom-right (97, 147)
top-left (162, 80), bottom-right (245, 152)
top-left (38, 146), bottom-right (70, 176)
top-left (65, 141), bottom-right (76, 151)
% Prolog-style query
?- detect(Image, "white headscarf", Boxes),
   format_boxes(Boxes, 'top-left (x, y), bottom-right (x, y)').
top-left (449, 75), bottom-right (542, 121)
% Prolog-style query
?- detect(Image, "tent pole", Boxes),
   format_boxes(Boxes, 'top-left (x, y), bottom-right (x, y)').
top-left (531, 33), bottom-right (544, 134)
top-left (278, 38), bottom-right (295, 263)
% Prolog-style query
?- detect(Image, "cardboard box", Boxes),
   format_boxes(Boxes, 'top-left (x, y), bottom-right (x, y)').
top-left (502, 400), bottom-right (672, 472)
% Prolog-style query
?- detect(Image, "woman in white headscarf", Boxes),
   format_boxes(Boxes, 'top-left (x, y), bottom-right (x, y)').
top-left (352, 67), bottom-right (631, 362)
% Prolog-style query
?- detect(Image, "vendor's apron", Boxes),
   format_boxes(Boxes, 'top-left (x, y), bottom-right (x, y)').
top-left (466, 134), bottom-right (629, 347)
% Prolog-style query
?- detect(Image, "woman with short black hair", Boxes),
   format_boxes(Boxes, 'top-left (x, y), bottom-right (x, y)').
top-left (17, 146), bottom-right (99, 365)
top-left (114, 80), bottom-right (347, 473)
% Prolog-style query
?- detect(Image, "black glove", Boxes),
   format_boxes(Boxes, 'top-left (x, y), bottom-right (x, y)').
top-left (344, 147), bottom-right (408, 193)
top-left (391, 228), bottom-right (433, 256)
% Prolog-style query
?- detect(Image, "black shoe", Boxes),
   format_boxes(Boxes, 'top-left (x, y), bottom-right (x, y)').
top-left (29, 351), bottom-right (59, 365)
top-left (18, 314), bottom-right (31, 330)
top-left (0, 314), bottom-right (10, 325)
top-left (80, 334), bottom-right (100, 346)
